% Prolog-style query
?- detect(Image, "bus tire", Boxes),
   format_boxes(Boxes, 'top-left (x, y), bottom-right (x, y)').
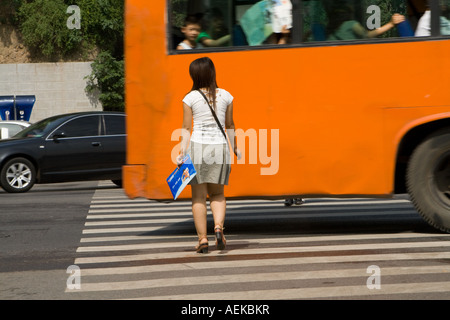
top-left (0, 157), bottom-right (36, 193)
top-left (406, 129), bottom-right (450, 233)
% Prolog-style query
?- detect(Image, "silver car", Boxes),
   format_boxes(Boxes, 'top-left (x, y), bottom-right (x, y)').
top-left (0, 121), bottom-right (31, 139)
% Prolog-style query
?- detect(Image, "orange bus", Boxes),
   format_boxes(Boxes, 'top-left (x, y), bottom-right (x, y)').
top-left (124, 0), bottom-right (450, 232)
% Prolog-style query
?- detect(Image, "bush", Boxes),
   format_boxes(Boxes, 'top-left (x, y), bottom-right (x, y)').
top-left (15, 0), bottom-right (125, 111)
top-left (18, 0), bottom-right (83, 58)
top-left (77, 0), bottom-right (124, 58)
top-left (0, 0), bottom-right (23, 25)
top-left (85, 51), bottom-right (124, 112)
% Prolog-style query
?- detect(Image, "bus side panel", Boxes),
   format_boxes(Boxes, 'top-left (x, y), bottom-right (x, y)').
top-left (125, 0), bottom-right (172, 198)
top-left (125, 1), bottom-right (450, 200)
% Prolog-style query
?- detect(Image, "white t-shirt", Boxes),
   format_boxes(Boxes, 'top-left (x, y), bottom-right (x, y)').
top-left (415, 10), bottom-right (450, 36)
top-left (270, 0), bottom-right (293, 33)
top-left (416, 10), bottom-right (431, 36)
top-left (183, 88), bottom-right (234, 144)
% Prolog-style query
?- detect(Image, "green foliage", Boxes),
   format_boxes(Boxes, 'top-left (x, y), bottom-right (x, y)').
top-left (0, 0), bottom-right (24, 25)
top-left (76, 0), bottom-right (125, 111)
top-left (85, 51), bottom-right (125, 112)
top-left (75, 0), bottom-right (124, 58)
top-left (171, 0), bottom-right (189, 28)
top-left (18, 0), bottom-right (83, 58)
top-left (16, 0), bottom-right (125, 111)
top-left (16, 0), bottom-right (124, 59)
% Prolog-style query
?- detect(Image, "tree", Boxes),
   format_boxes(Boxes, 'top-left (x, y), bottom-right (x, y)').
top-left (85, 51), bottom-right (124, 112)
top-left (79, 0), bottom-right (125, 111)
top-left (18, 0), bottom-right (83, 58)
top-left (76, 0), bottom-right (124, 59)
top-left (0, 0), bottom-right (23, 25)
top-left (17, 0), bottom-right (124, 60)
top-left (16, 0), bottom-right (125, 111)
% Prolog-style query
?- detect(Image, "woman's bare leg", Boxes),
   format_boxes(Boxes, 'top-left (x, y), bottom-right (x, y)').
top-left (207, 183), bottom-right (226, 228)
top-left (191, 184), bottom-right (208, 242)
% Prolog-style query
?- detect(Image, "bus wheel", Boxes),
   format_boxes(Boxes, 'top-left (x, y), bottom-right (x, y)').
top-left (0, 157), bottom-right (36, 193)
top-left (407, 129), bottom-right (450, 233)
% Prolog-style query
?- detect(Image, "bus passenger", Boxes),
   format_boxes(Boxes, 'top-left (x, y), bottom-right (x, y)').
top-left (178, 57), bottom-right (240, 253)
top-left (415, 2), bottom-right (450, 36)
top-left (240, 0), bottom-right (292, 45)
top-left (327, 6), bottom-right (405, 40)
top-left (270, 0), bottom-right (293, 44)
top-left (270, 24), bottom-right (291, 44)
top-left (197, 8), bottom-right (231, 47)
top-left (177, 15), bottom-right (204, 50)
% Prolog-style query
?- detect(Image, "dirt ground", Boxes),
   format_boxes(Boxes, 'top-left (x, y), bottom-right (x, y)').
top-left (0, 24), bottom-right (31, 63)
top-left (0, 24), bottom-right (97, 64)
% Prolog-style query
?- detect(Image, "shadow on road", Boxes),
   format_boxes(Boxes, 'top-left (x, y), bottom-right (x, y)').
top-left (137, 198), bottom-right (443, 239)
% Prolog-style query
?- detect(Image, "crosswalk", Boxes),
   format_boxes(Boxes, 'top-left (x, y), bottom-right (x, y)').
top-left (66, 181), bottom-right (450, 300)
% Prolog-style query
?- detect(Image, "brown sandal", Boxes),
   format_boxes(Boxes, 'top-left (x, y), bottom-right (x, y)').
top-left (196, 237), bottom-right (209, 254)
top-left (215, 226), bottom-right (226, 250)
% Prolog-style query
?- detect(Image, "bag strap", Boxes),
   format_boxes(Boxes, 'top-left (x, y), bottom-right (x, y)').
top-left (197, 89), bottom-right (237, 156)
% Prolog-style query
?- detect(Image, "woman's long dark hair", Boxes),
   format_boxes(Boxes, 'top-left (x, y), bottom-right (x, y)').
top-left (189, 57), bottom-right (218, 109)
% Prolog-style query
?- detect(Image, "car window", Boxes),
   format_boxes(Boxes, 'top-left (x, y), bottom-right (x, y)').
top-left (58, 116), bottom-right (100, 138)
top-left (0, 124), bottom-right (25, 138)
top-left (8, 125), bottom-right (25, 137)
top-left (103, 115), bottom-right (126, 135)
top-left (16, 115), bottom-right (61, 138)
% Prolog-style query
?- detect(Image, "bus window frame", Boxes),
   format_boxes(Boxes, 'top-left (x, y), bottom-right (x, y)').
top-left (430, 0), bottom-right (441, 37)
top-left (167, 0), bottom-right (449, 56)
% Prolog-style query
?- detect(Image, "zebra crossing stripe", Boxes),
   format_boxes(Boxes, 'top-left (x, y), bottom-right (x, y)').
top-left (132, 281), bottom-right (450, 300)
top-left (88, 199), bottom-right (410, 208)
top-left (74, 240), bottom-right (450, 264)
top-left (76, 233), bottom-right (450, 252)
top-left (76, 252), bottom-right (450, 277)
top-left (68, 265), bottom-right (449, 293)
top-left (78, 232), bottom-right (450, 243)
top-left (67, 182), bottom-right (450, 299)
top-left (87, 202), bottom-right (413, 214)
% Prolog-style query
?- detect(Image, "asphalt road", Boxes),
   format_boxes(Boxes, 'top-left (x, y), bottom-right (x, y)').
top-left (1, 181), bottom-right (449, 303)
top-left (0, 181), bottom-right (108, 299)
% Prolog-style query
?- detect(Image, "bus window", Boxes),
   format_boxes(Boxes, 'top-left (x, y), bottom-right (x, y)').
top-left (442, 0), bottom-right (450, 35)
top-left (237, 0), bottom-right (293, 45)
top-left (170, 0), bottom-right (448, 51)
top-left (171, 0), bottom-right (233, 50)
top-left (170, 0), bottom-right (294, 51)
top-left (302, 0), bottom-right (409, 42)
top-left (409, 0), bottom-right (450, 36)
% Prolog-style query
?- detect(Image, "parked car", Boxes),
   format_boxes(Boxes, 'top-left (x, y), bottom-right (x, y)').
top-left (0, 120), bottom-right (31, 139)
top-left (0, 112), bottom-right (126, 193)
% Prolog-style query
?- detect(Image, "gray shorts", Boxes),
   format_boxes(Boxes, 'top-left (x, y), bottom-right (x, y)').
top-left (188, 141), bottom-right (231, 185)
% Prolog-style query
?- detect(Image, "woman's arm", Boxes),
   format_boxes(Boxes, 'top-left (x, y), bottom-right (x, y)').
top-left (179, 103), bottom-right (192, 160)
top-left (367, 14), bottom-right (405, 38)
top-left (225, 102), bottom-right (241, 159)
top-left (200, 34), bottom-right (231, 47)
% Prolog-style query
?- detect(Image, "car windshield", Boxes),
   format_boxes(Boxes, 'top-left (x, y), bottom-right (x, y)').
top-left (14, 116), bottom-right (61, 138)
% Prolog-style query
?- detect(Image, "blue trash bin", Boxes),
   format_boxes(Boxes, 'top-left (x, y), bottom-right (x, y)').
top-left (14, 95), bottom-right (35, 121)
top-left (0, 96), bottom-right (15, 120)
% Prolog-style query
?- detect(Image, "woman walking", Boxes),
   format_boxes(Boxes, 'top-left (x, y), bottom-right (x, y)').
top-left (178, 57), bottom-right (239, 253)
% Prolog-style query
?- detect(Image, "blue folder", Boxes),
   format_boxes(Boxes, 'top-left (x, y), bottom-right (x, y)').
top-left (166, 154), bottom-right (197, 200)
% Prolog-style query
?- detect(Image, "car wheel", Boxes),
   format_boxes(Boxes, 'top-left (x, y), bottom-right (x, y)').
top-left (407, 129), bottom-right (450, 233)
top-left (0, 157), bottom-right (36, 193)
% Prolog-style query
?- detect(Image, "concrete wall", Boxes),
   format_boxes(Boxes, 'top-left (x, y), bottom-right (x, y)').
top-left (0, 62), bottom-right (101, 123)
